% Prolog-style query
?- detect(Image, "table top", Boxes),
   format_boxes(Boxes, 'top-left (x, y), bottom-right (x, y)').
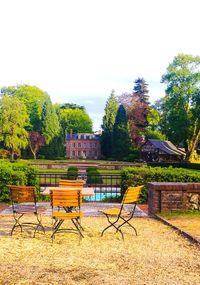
top-left (42, 186), bottom-right (94, 197)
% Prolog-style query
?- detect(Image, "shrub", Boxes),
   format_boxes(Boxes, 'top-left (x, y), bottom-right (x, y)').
top-left (86, 167), bottom-right (103, 184)
top-left (0, 161), bottom-right (39, 202)
top-left (121, 166), bottom-right (200, 203)
top-left (66, 166), bottom-right (79, 180)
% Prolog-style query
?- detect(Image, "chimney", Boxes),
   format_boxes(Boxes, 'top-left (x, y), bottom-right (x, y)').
top-left (70, 129), bottom-right (73, 139)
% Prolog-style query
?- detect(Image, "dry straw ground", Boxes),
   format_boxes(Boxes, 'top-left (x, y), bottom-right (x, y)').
top-left (163, 216), bottom-right (200, 241)
top-left (0, 216), bottom-right (200, 285)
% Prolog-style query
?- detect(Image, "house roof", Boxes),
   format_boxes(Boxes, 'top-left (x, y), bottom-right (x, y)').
top-left (66, 133), bottom-right (100, 140)
top-left (147, 139), bottom-right (186, 156)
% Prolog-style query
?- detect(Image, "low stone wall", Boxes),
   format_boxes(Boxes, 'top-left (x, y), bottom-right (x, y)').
top-left (148, 182), bottom-right (200, 215)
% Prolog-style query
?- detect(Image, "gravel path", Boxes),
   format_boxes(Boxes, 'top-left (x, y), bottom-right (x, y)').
top-left (0, 216), bottom-right (200, 284)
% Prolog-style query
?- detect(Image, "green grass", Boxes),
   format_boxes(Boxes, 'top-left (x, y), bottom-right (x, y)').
top-left (159, 210), bottom-right (200, 217)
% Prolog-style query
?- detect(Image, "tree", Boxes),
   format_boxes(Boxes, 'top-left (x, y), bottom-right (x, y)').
top-left (101, 90), bottom-right (118, 158)
top-left (0, 95), bottom-right (29, 159)
top-left (146, 107), bottom-right (166, 140)
top-left (112, 105), bottom-right (131, 160)
top-left (133, 78), bottom-right (149, 103)
top-left (13, 85), bottom-right (49, 131)
top-left (41, 97), bottom-right (60, 144)
top-left (59, 108), bottom-right (93, 136)
top-left (28, 131), bottom-right (45, 159)
top-left (161, 54), bottom-right (200, 161)
top-left (128, 79), bottom-right (149, 147)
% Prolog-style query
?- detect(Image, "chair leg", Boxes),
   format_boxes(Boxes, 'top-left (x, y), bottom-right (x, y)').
top-left (116, 217), bottom-right (137, 236)
top-left (72, 219), bottom-right (84, 238)
top-left (101, 215), bottom-right (124, 240)
top-left (33, 213), bottom-right (46, 237)
top-left (11, 213), bottom-right (24, 235)
top-left (51, 219), bottom-right (64, 240)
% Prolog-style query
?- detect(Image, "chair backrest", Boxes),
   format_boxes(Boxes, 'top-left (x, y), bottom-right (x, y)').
top-left (122, 186), bottom-right (143, 204)
top-left (9, 186), bottom-right (37, 204)
top-left (50, 189), bottom-right (82, 208)
top-left (59, 179), bottom-right (84, 188)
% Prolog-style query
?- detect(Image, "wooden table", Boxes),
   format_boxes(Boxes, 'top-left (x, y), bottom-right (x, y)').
top-left (42, 186), bottom-right (94, 197)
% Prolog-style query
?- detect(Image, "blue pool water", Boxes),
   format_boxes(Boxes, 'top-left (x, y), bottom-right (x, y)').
top-left (85, 192), bottom-right (121, 201)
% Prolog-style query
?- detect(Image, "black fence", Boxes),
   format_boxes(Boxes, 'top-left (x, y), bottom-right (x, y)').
top-left (37, 173), bottom-right (122, 202)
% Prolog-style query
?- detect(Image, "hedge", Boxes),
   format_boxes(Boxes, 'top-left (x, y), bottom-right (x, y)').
top-left (147, 162), bottom-right (200, 170)
top-left (66, 166), bottom-right (79, 180)
top-left (86, 167), bottom-right (103, 184)
top-left (121, 166), bottom-right (200, 203)
top-left (0, 161), bottom-right (39, 202)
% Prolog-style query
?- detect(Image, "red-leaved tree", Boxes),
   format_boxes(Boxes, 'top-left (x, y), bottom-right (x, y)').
top-left (28, 131), bottom-right (45, 159)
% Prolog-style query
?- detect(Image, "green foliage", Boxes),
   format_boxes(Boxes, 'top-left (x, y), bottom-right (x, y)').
top-left (39, 135), bottom-right (65, 159)
top-left (14, 85), bottom-right (49, 132)
top-left (59, 108), bottom-right (93, 135)
top-left (41, 97), bottom-right (60, 144)
top-left (125, 148), bottom-right (140, 162)
top-left (86, 167), bottom-right (103, 184)
top-left (161, 54), bottom-right (200, 160)
top-left (0, 161), bottom-right (39, 202)
top-left (112, 105), bottom-right (131, 160)
top-left (147, 162), bottom-right (200, 170)
top-left (66, 166), bottom-right (79, 180)
top-left (101, 90), bottom-right (118, 158)
top-left (121, 166), bottom-right (200, 203)
top-left (0, 95), bottom-right (29, 159)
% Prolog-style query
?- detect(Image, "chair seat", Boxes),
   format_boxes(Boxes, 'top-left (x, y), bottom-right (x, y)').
top-left (53, 211), bottom-right (83, 219)
top-left (100, 208), bottom-right (129, 216)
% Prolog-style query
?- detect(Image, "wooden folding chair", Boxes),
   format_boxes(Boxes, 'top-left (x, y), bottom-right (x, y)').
top-left (59, 179), bottom-right (84, 188)
top-left (50, 189), bottom-right (84, 241)
top-left (9, 185), bottom-right (45, 237)
top-left (99, 185), bottom-right (143, 240)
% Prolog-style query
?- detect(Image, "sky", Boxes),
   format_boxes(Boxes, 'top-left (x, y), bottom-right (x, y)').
top-left (0, 0), bottom-right (200, 131)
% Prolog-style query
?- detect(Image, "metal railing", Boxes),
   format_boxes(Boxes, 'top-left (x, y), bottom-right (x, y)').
top-left (37, 173), bottom-right (122, 202)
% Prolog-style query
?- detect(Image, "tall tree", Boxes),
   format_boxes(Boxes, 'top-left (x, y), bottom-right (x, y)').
top-left (41, 97), bottom-right (60, 144)
top-left (0, 95), bottom-right (29, 159)
top-left (161, 54), bottom-right (200, 161)
top-left (133, 78), bottom-right (149, 103)
top-left (112, 105), bottom-right (131, 160)
top-left (128, 78), bottom-right (150, 147)
top-left (101, 90), bottom-right (118, 158)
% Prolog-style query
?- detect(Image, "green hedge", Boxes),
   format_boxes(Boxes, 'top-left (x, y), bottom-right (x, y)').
top-left (66, 166), bottom-right (79, 180)
top-left (86, 167), bottom-right (103, 184)
top-left (0, 161), bottom-right (39, 202)
top-left (121, 166), bottom-right (200, 203)
top-left (147, 162), bottom-right (200, 170)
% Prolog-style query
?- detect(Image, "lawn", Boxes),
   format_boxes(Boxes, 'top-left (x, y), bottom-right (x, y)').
top-left (1, 216), bottom-right (200, 284)
top-left (159, 211), bottom-right (200, 241)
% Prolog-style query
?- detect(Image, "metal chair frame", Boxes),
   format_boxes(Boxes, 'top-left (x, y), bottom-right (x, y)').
top-left (100, 186), bottom-right (143, 240)
top-left (50, 189), bottom-right (84, 242)
top-left (9, 186), bottom-right (45, 237)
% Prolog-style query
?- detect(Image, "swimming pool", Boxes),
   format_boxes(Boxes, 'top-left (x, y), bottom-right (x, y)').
top-left (84, 192), bottom-right (121, 202)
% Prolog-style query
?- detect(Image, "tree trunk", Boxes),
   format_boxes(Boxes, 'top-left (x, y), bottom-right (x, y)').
top-left (185, 129), bottom-right (200, 161)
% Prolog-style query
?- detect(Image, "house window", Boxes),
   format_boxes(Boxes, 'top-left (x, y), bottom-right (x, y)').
top-left (78, 143), bottom-right (81, 147)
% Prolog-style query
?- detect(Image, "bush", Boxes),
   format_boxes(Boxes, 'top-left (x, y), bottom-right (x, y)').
top-left (66, 166), bottom-right (79, 180)
top-left (121, 166), bottom-right (200, 203)
top-left (86, 167), bottom-right (103, 184)
top-left (147, 162), bottom-right (200, 170)
top-left (0, 161), bottom-right (39, 202)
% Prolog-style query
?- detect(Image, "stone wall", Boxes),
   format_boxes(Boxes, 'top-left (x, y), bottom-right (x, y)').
top-left (148, 182), bottom-right (200, 215)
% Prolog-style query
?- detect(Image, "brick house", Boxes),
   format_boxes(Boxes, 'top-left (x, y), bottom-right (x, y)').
top-left (66, 132), bottom-right (101, 159)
